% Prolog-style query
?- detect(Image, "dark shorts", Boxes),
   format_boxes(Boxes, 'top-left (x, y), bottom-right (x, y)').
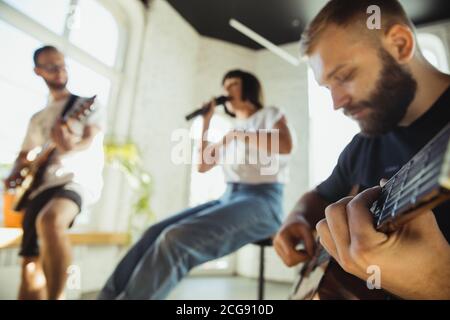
top-left (19, 186), bottom-right (82, 257)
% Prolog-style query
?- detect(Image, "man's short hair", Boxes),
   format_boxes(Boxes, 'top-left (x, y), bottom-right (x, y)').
top-left (33, 45), bottom-right (59, 66)
top-left (300, 0), bottom-right (415, 57)
top-left (222, 69), bottom-right (264, 110)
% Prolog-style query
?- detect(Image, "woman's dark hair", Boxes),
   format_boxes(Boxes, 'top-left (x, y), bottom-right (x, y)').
top-left (222, 69), bottom-right (264, 110)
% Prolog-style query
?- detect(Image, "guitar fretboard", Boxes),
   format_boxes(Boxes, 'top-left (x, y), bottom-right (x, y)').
top-left (371, 123), bottom-right (450, 230)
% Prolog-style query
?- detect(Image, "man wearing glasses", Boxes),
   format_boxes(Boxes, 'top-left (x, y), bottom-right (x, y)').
top-left (3, 45), bottom-right (105, 300)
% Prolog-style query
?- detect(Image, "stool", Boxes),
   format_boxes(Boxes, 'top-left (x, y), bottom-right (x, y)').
top-left (253, 237), bottom-right (273, 300)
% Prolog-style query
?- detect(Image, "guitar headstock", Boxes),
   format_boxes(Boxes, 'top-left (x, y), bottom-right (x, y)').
top-left (64, 95), bottom-right (97, 122)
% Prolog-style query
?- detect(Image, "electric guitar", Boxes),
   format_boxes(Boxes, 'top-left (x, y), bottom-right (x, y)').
top-left (290, 122), bottom-right (450, 300)
top-left (7, 96), bottom-right (97, 211)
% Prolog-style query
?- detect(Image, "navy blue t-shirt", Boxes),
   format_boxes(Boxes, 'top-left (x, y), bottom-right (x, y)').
top-left (316, 86), bottom-right (450, 242)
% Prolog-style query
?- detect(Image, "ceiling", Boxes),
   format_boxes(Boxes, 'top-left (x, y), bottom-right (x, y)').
top-left (142, 0), bottom-right (450, 50)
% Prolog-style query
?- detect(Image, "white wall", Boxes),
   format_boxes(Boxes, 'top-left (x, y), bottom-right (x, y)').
top-left (194, 37), bottom-right (256, 105)
top-left (130, 0), bottom-right (200, 220)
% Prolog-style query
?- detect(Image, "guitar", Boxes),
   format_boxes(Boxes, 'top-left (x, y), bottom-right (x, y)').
top-left (6, 96), bottom-right (97, 211)
top-left (290, 122), bottom-right (450, 300)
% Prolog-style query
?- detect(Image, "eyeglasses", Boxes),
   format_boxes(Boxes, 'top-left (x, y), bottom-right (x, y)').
top-left (36, 64), bottom-right (67, 73)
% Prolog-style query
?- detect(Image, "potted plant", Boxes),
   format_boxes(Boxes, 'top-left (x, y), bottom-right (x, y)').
top-left (104, 139), bottom-right (155, 242)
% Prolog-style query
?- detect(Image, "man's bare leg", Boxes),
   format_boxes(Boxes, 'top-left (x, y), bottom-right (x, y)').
top-left (36, 198), bottom-right (78, 300)
top-left (18, 256), bottom-right (47, 300)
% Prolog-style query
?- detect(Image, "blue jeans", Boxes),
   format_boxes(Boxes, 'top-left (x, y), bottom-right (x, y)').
top-left (98, 183), bottom-right (284, 300)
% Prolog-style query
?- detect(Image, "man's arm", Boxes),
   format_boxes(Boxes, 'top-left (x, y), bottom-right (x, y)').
top-left (317, 187), bottom-right (450, 299)
top-left (274, 135), bottom-right (356, 267)
top-left (197, 99), bottom-right (220, 173)
top-left (72, 124), bottom-right (101, 152)
top-left (273, 190), bottom-right (330, 267)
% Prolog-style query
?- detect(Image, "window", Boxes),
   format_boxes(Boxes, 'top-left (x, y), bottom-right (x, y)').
top-left (65, 58), bottom-right (112, 107)
top-left (68, 0), bottom-right (119, 66)
top-left (417, 33), bottom-right (449, 73)
top-left (0, 20), bottom-right (46, 165)
top-left (308, 68), bottom-right (359, 188)
top-left (3, 0), bottom-right (71, 34)
top-left (0, 0), bottom-right (130, 226)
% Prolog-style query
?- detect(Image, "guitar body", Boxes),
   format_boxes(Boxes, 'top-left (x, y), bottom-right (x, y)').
top-left (289, 244), bottom-right (331, 300)
top-left (13, 148), bottom-right (56, 211)
top-left (291, 247), bottom-right (394, 300)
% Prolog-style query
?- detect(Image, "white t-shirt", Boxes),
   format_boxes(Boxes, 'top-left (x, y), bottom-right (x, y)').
top-left (21, 95), bottom-right (106, 206)
top-left (220, 106), bottom-right (292, 184)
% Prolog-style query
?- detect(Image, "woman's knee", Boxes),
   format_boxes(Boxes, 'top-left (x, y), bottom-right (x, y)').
top-left (157, 225), bottom-right (201, 260)
top-left (159, 226), bottom-right (185, 248)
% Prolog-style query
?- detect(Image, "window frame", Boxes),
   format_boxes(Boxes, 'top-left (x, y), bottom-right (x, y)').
top-left (417, 32), bottom-right (450, 73)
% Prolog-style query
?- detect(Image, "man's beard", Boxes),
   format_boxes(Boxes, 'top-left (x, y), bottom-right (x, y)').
top-left (45, 79), bottom-right (67, 91)
top-left (344, 48), bottom-right (418, 136)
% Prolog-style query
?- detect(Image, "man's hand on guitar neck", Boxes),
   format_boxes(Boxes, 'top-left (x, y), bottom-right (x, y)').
top-left (316, 186), bottom-right (450, 299)
top-left (51, 119), bottom-right (78, 153)
top-left (51, 119), bottom-right (100, 155)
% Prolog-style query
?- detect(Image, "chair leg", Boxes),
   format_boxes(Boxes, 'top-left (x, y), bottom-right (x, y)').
top-left (258, 245), bottom-right (265, 300)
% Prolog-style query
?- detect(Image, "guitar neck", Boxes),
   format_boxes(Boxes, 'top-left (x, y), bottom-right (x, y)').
top-left (371, 123), bottom-right (450, 232)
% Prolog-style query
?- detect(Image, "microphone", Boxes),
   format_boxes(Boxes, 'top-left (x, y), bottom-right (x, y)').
top-left (185, 96), bottom-right (230, 121)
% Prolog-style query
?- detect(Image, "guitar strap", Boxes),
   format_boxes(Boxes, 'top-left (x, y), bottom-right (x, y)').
top-left (45, 93), bottom-right (81, 165)
top-left (61, 94), bottom-right (80, 119)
